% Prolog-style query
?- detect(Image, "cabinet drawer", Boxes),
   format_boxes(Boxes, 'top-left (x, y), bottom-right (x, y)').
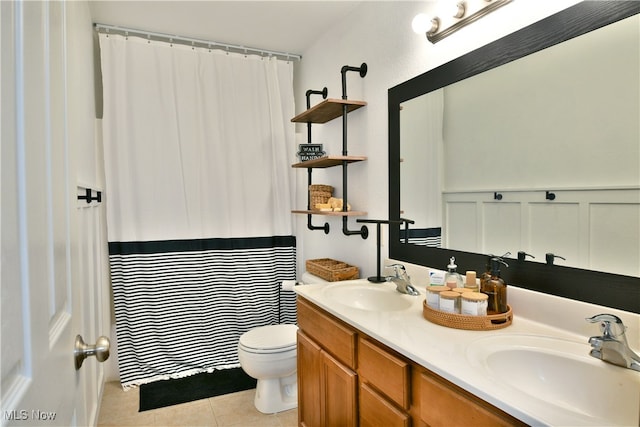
top-left (358, 337), bottom-right (410, 410)
top-left (360, 382), bottom-right (410, 427)
top-left (297, 297), bottom-right (357, 369)
top-left (419, 371), bottom-right (526, 427)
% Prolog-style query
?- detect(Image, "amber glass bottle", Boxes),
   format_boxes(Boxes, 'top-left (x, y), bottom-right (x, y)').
top-left (481, 258), bottom-right (509, 315)
top-left (479, 255), bottom-right (492, 289)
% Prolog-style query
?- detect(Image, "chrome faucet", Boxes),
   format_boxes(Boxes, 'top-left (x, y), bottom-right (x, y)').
top-left (586, 314), bottom-right (640, 372)
top-left (385, 264), bottom-right (420, 296)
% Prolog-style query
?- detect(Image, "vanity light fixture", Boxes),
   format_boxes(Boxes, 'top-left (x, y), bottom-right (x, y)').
top-left (412, 0), bottom-right (513, 44)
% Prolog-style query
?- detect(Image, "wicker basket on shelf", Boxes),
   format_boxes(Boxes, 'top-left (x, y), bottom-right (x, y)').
top-left (306, 258), bottom-right (359, 282)
top-left (309, 185), bottom-right (333, 209)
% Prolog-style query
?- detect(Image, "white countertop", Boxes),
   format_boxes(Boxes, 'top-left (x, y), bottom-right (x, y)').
top-left (295, 264), bottom-right (640, 426)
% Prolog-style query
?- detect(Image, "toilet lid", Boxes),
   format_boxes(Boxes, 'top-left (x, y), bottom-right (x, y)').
top-left (239, 324), bottom-right (298, 351)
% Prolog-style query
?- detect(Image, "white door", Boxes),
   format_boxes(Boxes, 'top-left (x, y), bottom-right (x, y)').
top-left (1, 2), bottom-right (108, 426)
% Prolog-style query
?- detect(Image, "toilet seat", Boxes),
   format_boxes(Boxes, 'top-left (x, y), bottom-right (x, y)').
top-left (239, 324), bottom-right (298, 354)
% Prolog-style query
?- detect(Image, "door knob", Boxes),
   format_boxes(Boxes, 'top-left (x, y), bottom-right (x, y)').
top-left (74, 335), bottom-right (110, 370)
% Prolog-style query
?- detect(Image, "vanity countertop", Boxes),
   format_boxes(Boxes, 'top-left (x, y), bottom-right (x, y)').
top-left (294, 267), bottom-right (640, 426)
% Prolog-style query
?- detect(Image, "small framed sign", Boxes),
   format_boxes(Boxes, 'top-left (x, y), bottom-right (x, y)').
top-left (297, 144), bottom-right (326, 162)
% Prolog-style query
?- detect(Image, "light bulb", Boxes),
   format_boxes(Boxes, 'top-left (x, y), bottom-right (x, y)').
top-left (411, 13), bottom-right (431, 34)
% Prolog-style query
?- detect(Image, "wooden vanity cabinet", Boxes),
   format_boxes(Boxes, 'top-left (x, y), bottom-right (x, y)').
top-left (297, 296), bottom-right (525, 427)
top-left (297, 298), bottom-right (358, 427)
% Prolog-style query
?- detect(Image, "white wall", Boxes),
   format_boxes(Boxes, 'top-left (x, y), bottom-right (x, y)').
top-left (443, 14), bottom-right (639, 192)
top-left (66, 1), bottom-right (116, 382)
top-left (293, 0), bottom-right (581, 278)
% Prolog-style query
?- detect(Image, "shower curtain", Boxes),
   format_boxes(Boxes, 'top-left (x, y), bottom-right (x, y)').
top-left (99, 33), bottom-right (297, 388)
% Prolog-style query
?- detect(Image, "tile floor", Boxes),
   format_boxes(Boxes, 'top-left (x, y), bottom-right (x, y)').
top-left (98, 381), bottom-right (298, 427)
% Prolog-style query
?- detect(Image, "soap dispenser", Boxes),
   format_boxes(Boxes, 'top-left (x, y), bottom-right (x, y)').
top-left (479, 252), bottom-right (509, 293)
top-left (479, 254), bottom-right (493, 290)
top-left (445, 257), bottom-right (463, 289)
top-left (481, 258), bottom-right (509, 315)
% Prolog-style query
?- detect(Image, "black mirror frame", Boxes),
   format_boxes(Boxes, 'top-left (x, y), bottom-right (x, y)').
top-left (388, 1), bottom-right (640, 314)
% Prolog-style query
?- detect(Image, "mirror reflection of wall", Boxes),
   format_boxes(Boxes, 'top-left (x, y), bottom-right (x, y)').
top-left (400, 14), bottom-right (639, 276)
top-left (400, 91), bottom-right (443, 247)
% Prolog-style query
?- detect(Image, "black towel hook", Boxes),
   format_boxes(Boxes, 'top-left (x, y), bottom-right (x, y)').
top-left (77, 188), bottom-right (102, 204)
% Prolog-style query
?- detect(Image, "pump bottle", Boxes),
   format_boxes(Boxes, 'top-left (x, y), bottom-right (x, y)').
top-left (479, 255), bottom-right (493, 288)
top-left (480, 252), bottom-right (510, 285)
top-left (444, 257), bottom-right (463, 289)
top-left (481, 257), bottom-right (509, 315)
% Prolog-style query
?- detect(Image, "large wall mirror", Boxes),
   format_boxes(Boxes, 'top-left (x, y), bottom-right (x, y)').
top-left (389, 1), bottom-right (639, 313)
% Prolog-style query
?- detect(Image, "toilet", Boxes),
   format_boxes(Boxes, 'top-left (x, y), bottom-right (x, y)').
top-left (237, 324), bottom-right (299, 414)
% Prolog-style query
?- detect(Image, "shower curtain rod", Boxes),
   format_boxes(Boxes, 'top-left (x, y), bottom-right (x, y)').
top-left (94, 23), bottom-right (302, 61)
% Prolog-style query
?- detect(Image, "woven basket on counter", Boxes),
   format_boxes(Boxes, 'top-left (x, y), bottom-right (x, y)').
top-left (422, 301), bottom-right (513, 330)
top-left (309, 184), bottom-right (333, 209)
top-left (306, 258), bottom-right (359, 282)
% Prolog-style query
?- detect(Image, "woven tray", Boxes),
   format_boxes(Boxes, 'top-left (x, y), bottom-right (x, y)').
top-left (422, 301), bottom-right (512, 330)
top-left (306, 258), bottom-right (359, 282)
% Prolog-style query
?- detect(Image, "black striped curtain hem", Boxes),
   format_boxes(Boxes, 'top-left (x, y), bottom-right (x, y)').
top-left (109, 235), bottom-right (297, 388)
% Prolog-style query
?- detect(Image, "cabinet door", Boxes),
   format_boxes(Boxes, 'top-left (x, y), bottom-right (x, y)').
top-left (360, 382), bottom-right (410, 427)
top-left (323, 351), bottom-right (358, 427)
top-left (298, 331), bottom-right (323, 427)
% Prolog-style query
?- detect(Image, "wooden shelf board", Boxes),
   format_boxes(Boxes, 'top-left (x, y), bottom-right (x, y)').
top-left (292, 155), bottom-right (367, 168)
top-left (292, 210), bottom-right (367, 217)
top-left (291, 99), bottom-right (367, 124)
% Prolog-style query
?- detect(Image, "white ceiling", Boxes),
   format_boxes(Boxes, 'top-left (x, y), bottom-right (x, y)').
top-left (88, 1), bottom-right (363, 56)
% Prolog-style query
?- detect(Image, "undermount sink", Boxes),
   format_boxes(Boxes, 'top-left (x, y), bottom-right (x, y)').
top-left (322, 281), bottom-right (415, 311)
top-left (466, 334), bottom-right (640, 426)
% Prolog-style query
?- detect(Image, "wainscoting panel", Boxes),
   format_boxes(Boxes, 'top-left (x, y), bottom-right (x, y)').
top-left (445, 201), bottom-right (478, 253)
top-left (528, 202), bottom-right (581, 266)
top-left (590, 203), bottom-right (640, 276)
top-left (482, 202), bottom-right (522, 258)
top-left (443, 188), bottom-right (639, 276)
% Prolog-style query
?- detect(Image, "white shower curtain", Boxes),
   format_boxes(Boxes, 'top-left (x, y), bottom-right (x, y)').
top-left (100, 33), bottom-right (295, 242)
top-left (99, 33), bottom-right (298, 388)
